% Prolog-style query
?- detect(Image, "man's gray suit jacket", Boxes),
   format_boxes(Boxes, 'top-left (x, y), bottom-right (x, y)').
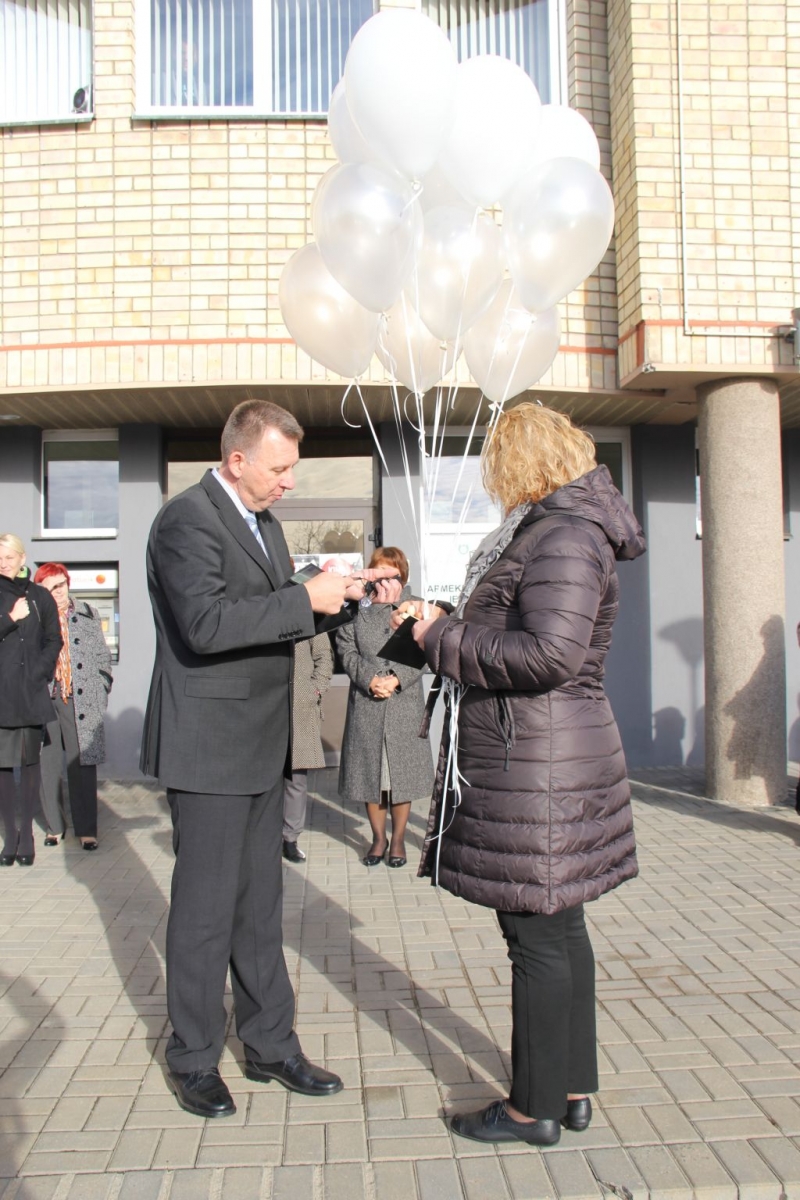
top-left (140, 470), bottom-right (318, 795)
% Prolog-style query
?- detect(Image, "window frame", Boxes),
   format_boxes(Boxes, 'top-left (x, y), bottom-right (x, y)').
top-left (585, 426), bottom-right (632, 503)
top-left (40, 428), bottom-right (120, 540)
top-left (0, 0), bottom-right (95, 129)
top-left (134, 0), bottom-right (373, 120)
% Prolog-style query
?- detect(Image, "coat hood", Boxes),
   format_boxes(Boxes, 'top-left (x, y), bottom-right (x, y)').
top-left (523, 464), bottom-right (646, 562)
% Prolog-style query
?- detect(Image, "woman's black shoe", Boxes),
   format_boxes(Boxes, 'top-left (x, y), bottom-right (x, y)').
top-left (363, 844), bottom-right (387, 867)
top-left (43, 833), bottom-right (61, 847)
top-left (450, 1100), bottom-right (561, 1145)
top-left (16, 852), bottom-right (34, 866)
top-left (562, 1097), bottom-right (592, 1131)
top-left (388, 856), bottom-right (407, 868)
top-left (81, 839), bottom-right (98, 851)
top-left (0, 850), bottom-right (15, 866)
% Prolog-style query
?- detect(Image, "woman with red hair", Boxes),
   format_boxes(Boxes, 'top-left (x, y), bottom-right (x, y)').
top-left (34, 563), bottom-right (113, 850)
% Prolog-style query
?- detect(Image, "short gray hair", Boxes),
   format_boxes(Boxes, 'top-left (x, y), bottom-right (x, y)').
top-left (221, 401), bottom-right (304, 463)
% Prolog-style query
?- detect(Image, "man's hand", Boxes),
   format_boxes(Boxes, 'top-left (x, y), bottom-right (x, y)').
top-left (303, 570), bottom-right (349, 615)
top-left (343, 568), bottom-right (400, 604)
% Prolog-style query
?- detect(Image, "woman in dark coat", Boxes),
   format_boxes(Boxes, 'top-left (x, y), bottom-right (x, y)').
top-left (0, 534), bottom-right (62, 866)
top-left (35, 563), bottom-right (114, 851)
top-left (337, 546), bottom-right (434, 868)
top-left (398, 405), bottom-right (645, 1146)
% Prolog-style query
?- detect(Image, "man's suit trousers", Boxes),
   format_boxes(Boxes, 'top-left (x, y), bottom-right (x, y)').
top-left (165, 781), bottom-right (301, 1073)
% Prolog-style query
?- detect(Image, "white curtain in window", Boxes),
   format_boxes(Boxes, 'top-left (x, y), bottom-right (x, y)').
top-left (0, 0), bottom-right (92, 123)
top-left (150, 0), bottom-right (253, 107)
top-left (423, 0), bottom-right (549, 100)
top-left (272, 0), bottom-right (373, 114)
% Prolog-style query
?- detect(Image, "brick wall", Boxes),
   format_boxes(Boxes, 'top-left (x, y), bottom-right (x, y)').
top-left (1, 0), bottom-right (796, 401)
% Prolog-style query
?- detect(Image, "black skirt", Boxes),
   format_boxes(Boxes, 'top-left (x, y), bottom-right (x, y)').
top-left (0, 726), bottom-right (43, 769)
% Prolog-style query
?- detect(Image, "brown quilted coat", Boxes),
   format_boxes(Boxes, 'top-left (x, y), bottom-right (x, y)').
top-left (418, 465), bottom-right (645, 915)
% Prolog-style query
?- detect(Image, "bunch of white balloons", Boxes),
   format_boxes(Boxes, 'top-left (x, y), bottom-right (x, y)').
top-left (279, 9), bottom-right (615, 405)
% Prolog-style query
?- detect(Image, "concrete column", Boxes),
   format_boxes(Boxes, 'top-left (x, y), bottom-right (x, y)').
top-left (698, 377), bottom-right (786, 805)
top-left (377, 422), bottom-right (423, 593)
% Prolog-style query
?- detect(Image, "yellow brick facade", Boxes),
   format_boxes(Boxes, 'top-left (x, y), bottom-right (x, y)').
top-left (0, 0), bottom-right (797, 410)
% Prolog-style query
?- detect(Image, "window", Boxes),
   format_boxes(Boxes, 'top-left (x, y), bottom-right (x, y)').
top-left (586, 427), bottom-right (631, 501)
top-left (423, 0), bottom-right (562, 102)
top-left (42, 430), bottom-right (119, 537)
top-left (0, 0), bottom-right (93, 125)
top-left (138, 0), bottom-right (374, 117)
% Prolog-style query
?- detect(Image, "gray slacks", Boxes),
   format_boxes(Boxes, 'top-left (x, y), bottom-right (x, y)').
top-left (39, 700), bottom-right (98, 839)
top-left (282, 770), bottom-right (308, 842)
top-left (165, 780), bottom-right (301, 1073)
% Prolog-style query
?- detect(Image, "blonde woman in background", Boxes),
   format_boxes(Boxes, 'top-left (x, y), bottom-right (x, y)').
top-left (0, 535), bottom-right (62, 867)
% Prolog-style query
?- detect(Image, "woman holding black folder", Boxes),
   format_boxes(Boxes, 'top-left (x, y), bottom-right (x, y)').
top-left (395, 405), bottom-right (644, 1147)
top-left (336, 546), bottom-right (434, 868)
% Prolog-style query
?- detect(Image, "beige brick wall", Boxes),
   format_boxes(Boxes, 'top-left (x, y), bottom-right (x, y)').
top-left (1, 0), bottom-right (796, 401)
top-left (609, 0), bottom-right (800, 382)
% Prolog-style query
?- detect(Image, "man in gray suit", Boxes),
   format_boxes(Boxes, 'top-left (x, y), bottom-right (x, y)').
top-left (141, 400), bottom-right (394, 1118)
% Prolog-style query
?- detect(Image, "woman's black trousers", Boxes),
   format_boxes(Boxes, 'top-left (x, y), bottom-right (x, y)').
top-left (497, 903), bottom-right (599, 1120)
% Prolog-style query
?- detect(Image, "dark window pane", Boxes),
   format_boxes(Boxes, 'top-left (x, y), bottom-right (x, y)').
top-left (594, 441), bottom-right (623, 494)
top-left (44, 442), bottom-right (119, 530)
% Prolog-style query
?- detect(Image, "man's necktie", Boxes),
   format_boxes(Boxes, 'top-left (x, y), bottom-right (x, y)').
top-left (244, 511), bottom-right (270, 561)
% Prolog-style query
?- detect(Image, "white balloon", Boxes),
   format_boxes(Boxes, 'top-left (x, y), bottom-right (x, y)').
top-left (418, 163), bottom-right (474, 215)
top-left (531, 105), bottom-right (601, 170)
top-left (438, 56), bottom-right (542, 207)
top-left (279, 243), bottom-right (379, 379)
top-left (327, 80), bottom-right (375, 165)
top-left (464, 283), bottom-right (560, 404)
top-left (408, 206), bottom-right (504, 341)
top-left (344, 10), bottom-right (457, 181)
top-left (376, 297), bottom-right (460, 394)
top-left (312, 162), bottom-right (422, 313)
top-left (504, 157), bottom-right (615, 312)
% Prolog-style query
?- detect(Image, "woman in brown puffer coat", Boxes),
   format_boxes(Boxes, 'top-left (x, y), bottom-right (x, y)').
top-left (398, 404), bottom-right (645, 1148)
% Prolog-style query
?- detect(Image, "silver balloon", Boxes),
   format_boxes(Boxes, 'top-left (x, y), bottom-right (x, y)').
top-left (504, 157), bottom-right (615, 313)
top-left (376, 297), bottom-right (460, 394)
top-left (279, 243), bottom-right (379, 379)
top-left (464, 283), bottom-right (560, 404)
top-left (313, 162), bottom-right (422, 314)
top-left (409, 206), bottom-right (504, 341)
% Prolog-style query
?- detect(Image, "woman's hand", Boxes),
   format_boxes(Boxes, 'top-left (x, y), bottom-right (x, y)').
top-left (9, 598), bottom-right (30, 622)
top-left (389, 600), bottom-right (446, 631)
top-left (411, 617), bottom-right (438, 645)
top-left (368, 674), bottom-right (398, 699)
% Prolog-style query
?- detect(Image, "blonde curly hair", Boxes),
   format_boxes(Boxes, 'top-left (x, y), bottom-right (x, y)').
top-left (481, 404), bottom-right (597, 513)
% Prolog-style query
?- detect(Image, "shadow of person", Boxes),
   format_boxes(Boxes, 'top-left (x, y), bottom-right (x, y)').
top-left (651, 707), bottom-right (686, 766)
top-left (0, 969), bottom-right (60, 1198)
top-left (632, 777), bottom-right (800, 847)
top-left (686, 705), bottom-right (705, 768)
top-left (724, 615), bottom-right (789, 806)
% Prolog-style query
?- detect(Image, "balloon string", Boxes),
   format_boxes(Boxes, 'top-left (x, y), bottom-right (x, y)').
top-left (430, 677), bottom-right (470, 889)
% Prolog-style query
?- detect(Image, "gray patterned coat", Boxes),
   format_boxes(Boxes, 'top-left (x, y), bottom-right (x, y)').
top-left (336, 591), bottom-right (435, 805)
top-left (291, 633), bottom-right (334, 770)
top-left (61, 600), bottom-right (113, 765)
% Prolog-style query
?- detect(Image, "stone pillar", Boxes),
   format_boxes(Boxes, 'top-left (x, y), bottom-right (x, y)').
top-left (697, 377), bottom-right (786, 805)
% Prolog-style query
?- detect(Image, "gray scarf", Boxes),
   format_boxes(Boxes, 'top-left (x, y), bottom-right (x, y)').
top-left (454, 502), bottom-right (532, 619)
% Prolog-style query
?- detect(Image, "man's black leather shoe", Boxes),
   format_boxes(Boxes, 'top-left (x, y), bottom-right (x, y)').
top-left (282, 840), bottom-right (306, 863)
top-left (245, 1052), bottom-right (343, 1096)
top-left (450, 1100), bottom-right (561, 1145)
top-left (166, 1067), bottom-right (236, 1118)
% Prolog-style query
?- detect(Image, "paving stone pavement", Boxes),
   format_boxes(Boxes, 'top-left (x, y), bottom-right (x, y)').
top-left (2, 768), bottom-right (800, 1199)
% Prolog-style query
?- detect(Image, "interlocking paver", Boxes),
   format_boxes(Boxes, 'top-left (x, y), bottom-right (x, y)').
top-left (3, 773), bottom-right (800, 1197)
